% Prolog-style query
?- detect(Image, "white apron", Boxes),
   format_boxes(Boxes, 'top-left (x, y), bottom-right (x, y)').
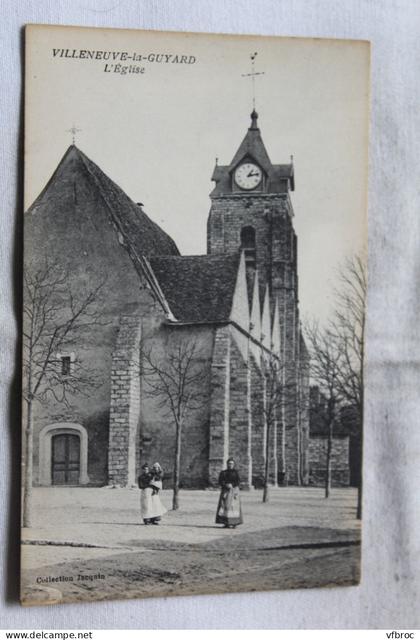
top-left (140, 487), bottom-right (167, 519)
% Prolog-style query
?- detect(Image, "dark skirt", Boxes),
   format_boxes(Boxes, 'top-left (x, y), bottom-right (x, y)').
top-left (215, 486), bottom-right (243, 526)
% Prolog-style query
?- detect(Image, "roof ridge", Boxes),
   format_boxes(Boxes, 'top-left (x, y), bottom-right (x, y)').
top-left (26, 144), bottom-right (180, 317)
top-left (26, 145), bottom-right (82, 213)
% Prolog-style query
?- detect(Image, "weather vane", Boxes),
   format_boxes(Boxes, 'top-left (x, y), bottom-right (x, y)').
top-left (67, 125), bottom-right (82, 145)
top-left (241, 52), bottom-right (265, 110)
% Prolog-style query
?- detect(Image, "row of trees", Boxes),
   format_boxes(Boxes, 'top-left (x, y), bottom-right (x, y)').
top-left (241, 254), bottom-right (366, 513)
top-left (306, 255), bottom-right (366, 517)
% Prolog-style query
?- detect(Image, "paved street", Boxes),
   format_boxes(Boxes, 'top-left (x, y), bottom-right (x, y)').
top-left (21, 486), bottom-right (361, 604)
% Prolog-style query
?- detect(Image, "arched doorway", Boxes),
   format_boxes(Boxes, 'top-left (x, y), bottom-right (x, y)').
top-left (38, 423), bottom-right (90, 486)
top-left (51, 433), bottom-right (80, 485)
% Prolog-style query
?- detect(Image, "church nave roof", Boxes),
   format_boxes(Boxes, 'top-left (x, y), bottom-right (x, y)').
top-left (149, 253), bottom-right (241, 324)
top-left (26, 145), bottom-right (180, 260)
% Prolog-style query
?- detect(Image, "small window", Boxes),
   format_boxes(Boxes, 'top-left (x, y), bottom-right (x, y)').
top-left (241, 226), bottom-right (256, 268)
top-left (61, 356), bottom-right (71, 376)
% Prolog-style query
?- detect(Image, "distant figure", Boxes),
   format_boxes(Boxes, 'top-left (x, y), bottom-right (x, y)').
top-left (138, 462), bottom-right (167, 525)
top-left (216, 458), bottom-right (243, 528)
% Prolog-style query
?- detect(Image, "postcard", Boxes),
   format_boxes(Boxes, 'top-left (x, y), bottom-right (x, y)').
top-left (21, 24), bottom-right (369, 605)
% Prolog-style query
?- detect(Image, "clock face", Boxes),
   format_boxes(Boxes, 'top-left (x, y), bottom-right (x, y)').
top-left (234, 163), bottom-right (262, 190)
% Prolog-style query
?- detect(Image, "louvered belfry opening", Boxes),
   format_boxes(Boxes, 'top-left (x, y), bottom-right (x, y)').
top-left (240, 225), bottom-right (256, 268)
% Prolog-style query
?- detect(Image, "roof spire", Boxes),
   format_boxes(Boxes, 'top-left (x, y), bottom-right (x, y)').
top-left (250, 109), bottom-right (259, 130)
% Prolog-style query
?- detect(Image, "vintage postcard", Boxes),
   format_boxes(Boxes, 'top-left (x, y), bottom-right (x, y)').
top-left (21, 24), bottom-right (369, 605)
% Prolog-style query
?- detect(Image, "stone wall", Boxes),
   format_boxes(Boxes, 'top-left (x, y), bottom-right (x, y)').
top-left (207, 195), bottom-right (296, 303)
top-left (208, 325), bottom-right (231, 485)
top-left (308, 436), bottom-right (350, 486)
top-left (108, 315), bottom-right (142, 487)
top-left (250, 354), bottom-right (265, 486)
top-left (228, 338), bottom-right (252, 487)
top-left (138, 323), bottom-right (214, 489)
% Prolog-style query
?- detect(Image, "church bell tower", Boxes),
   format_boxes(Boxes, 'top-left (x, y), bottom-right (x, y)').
top-left (207, 109), bottom-right (298, 356)
top-left (207, 110), bottom-right (307, 485)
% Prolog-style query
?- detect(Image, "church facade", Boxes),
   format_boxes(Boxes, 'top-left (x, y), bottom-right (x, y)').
top-left (24, 110), bottom-right (310, 489)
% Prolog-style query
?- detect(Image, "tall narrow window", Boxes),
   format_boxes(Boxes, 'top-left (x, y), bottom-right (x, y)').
top-left (241, 226), bottom-right (256, 268)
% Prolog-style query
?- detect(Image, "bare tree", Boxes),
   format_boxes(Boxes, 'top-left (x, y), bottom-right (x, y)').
top-left (333, 255), bottom-right (366, 519)
top-left (259, 343), bottom-right (308, 502)
top-left (305, 322), bottom-right (343, 498)
top-left (261, 351), bottom-right (282, 502)
top-left (140, 334), bottom-right (208, 510)
top-left (305, 255), bottom-right (366, 510)
top-left (22, 259), bottom-right (105, 527)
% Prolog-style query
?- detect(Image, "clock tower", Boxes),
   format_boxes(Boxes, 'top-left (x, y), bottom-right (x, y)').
top-left (207, 109), bottom-right (308, 485)
top-left (207, 109), bottom-right (298, 357)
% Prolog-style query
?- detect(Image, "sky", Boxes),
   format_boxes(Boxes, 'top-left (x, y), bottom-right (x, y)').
top-left (25, 25), bottom-right (369, 324)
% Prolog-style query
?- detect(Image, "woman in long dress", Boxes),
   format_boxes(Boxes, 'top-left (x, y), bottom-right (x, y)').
top-left (138, 462), bottom-right (167, 525)
top-left (149, 462), bottom-right (167, 525)
top-left (215, 458), bottom-right (243, 528)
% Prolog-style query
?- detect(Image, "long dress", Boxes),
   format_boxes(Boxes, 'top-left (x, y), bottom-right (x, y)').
top-left (138, 472), bottom-right (167, 523)
top-left (215, 469), bottom-right (243, 526)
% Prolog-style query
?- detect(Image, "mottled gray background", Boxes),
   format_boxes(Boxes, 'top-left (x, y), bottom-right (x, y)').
top-left (1, 0), bottom-right (419, 629)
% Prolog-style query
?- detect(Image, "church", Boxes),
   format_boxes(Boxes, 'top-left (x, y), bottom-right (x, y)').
top-left (24, 109), bottom-right (310, 490)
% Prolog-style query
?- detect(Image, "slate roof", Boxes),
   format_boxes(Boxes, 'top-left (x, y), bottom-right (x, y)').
top-left (229, 114), bottom-right (273, 174)
top-left (149, 253), bottom-right (241, 323)
top-left (27, 145), bottom-right (180, 259)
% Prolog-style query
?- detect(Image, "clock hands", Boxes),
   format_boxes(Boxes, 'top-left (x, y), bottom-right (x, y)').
top-left (234, 163), bottom-right (261, 189)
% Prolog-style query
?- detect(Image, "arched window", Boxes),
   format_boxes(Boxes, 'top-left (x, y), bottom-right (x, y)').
top-left (241, 226), bottom-right (256, 268)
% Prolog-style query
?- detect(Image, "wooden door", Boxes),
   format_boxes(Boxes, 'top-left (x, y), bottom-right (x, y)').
top-left (51, 433), bottom-right (80, 485)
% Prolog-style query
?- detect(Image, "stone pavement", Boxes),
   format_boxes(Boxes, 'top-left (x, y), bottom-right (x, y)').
top-left (22, 486), bottom-right (360, 571)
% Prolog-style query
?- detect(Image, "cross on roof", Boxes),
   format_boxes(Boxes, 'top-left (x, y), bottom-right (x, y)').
top-left (67, 125), bottom-right (82, 145)
top-left (241, 52), bottom-right (265, 110)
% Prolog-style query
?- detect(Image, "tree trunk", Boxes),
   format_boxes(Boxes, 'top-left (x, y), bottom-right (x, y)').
top-left (357, 345), bottom-right (364, 519)
top-left (273, 418), bottom-right (278, 487)
top-left (172, 419), bottom-right (182, 510)
top-left (23, 399), bottom-right (34, 528)
top-left (262, 419), bottom-right (271, 503)
top-left (280, 378), bottom-right (286, 479)
top-left (357, 418), bottom-right (363, 519)
top-left (325, 417), bottom-right (333, 499)
top-left (295, 335), bottom-right (302, 487)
